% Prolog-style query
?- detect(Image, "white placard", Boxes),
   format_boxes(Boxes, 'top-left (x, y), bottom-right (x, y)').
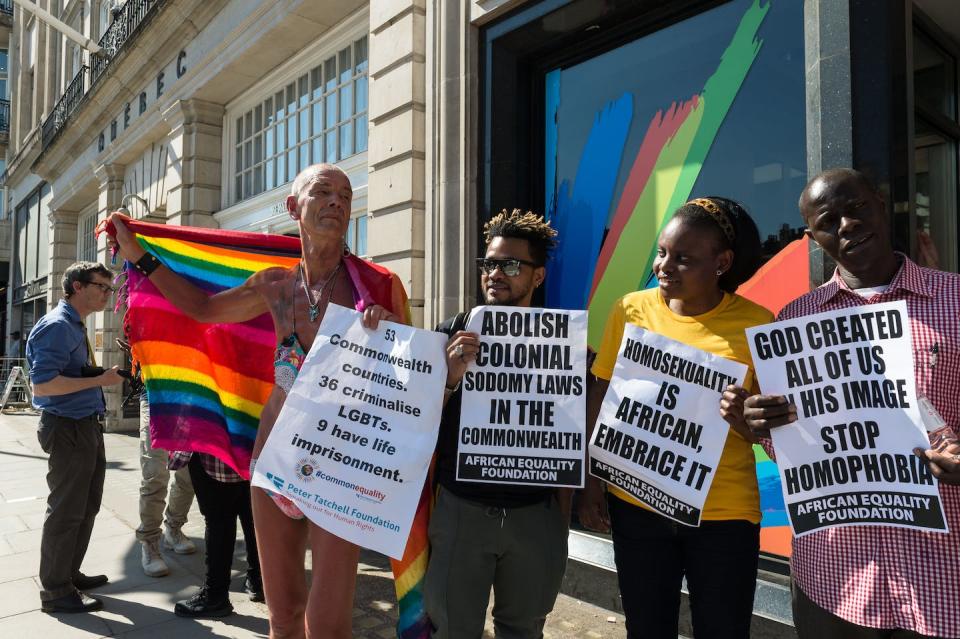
top-left (589, 326), bottom-right (748, 526)
top-left (456, 306), bottom-right (587, 488)
top-left (747, 300), bottom-right (948, 536)
top-left (252, 304), bottom-right (447, 559)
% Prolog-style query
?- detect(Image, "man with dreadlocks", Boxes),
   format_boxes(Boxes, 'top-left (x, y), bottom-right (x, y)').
top-left (424, 209), bottom-right (569, 638)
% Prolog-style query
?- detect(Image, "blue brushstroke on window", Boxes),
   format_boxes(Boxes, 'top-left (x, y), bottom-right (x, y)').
top-left (544, 69), bottom-right (562, 220)
top-left (546, 93), bottom-right (633, 310)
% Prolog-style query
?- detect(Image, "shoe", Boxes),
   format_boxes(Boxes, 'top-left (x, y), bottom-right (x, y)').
top-left (174, 587), bottom-right (233, 618)
top-left (41, 591), bottom-right (103, 613)
top-left (72, 573), bottom-right (108, 590)
top-left (162, 527), bottom-right (197, 555)
top-left (141, 539), bottom-right (170, 577)
top-left (244, 576), bottom-right (264, 602)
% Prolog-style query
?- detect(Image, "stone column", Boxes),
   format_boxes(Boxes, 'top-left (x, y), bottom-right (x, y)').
top-left (93, 163), bottom-right (132, 432)
top-left (423, 0), bottom-right (478, 327)
top-left (90, 0), bottom-right (103, 41)
top-left (41, 2), bottom-right (59, 118)
top-left (368, 0), bottom-right (427, 327)
top-left (804, 0), bottom-right (852, 285)
top-left (33, 5), bottom-right (47, 123)
top-left (46, 209), bottom-right (79, 310)
top-left (14, 7), bottom-right (33, 147)
top-left (161, 99), bottom-right (225, 228)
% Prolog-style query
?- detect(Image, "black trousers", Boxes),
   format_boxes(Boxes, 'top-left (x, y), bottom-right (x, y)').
top-left (608, 495), bottom-right (760, 639)
top-left (37, 411), bottom-right (106, 601)
top-left (187, 455), bottom-right (260, 598)
top-left (792, 582), bottom-right (941, 639)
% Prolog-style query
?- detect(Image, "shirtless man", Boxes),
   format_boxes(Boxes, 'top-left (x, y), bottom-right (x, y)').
top-left (109, 164), bottom-right (403, 638)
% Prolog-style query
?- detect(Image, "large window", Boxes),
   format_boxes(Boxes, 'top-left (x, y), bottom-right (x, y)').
top-left (13, 184), bottom-right (52, 290)
top-left (232, 36), bottom-right (368, 204)
top-left (77, 211), bottom-right (98, 262)
top-left (0, 48), bottom-right (8, 98)
top-left (533, 0), bottom-right (805, 562)
top-left (346, 215), bottom-right (368, 257)
top-left (913, 24), bottom-right (959, 273)
top-left (27, 22), bottom-right (37, 70)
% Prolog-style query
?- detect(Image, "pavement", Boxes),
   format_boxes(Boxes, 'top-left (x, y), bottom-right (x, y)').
top-left (0, 411), bottom-right (626, 638)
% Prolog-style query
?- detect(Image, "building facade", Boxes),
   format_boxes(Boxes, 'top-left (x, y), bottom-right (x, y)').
top-left (3, 0), bottom-right (959, 630)
top-left (0, 0), bottom-right (12, 353)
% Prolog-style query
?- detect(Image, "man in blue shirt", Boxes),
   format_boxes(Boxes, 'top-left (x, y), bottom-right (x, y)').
top-left (27, 261), bottom-right (125, 613)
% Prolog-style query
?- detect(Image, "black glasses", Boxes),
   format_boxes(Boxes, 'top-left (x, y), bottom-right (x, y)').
top-left (86, 282), bottom-right (116, 294)
top-left (475, 258), bottom-right (539, 277)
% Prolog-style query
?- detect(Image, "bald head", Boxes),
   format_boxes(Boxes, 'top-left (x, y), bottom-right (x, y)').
top-left (797, 167), bottom-right (898, 286)
top-left (799, 168), bottom-right (878, 213)
top-left (291, 163), bottom-right (351, 198)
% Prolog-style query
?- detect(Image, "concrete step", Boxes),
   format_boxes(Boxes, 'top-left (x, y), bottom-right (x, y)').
top-left (561, 530), bottom-right (798, 639)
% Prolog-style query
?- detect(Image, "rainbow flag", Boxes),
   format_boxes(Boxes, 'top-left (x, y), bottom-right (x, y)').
top-left (103, 218), bottom-right (430, 639)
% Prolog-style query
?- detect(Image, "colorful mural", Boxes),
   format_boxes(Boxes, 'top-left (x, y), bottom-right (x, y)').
top-left (545, 0), bottom-right (807, 557)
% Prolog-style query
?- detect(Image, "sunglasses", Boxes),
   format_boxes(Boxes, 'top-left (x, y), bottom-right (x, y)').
top-left (86, 282), bottom-right (116, 294)
top-left (475, 258), bottom-right (539, 277)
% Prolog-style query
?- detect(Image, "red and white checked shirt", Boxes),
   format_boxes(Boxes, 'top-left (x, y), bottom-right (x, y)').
top-left (763, 255), bottom-right (960, 637)
top-left (168, 451), bottom-right (244, 483)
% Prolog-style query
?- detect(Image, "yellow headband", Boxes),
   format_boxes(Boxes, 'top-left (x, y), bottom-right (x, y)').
top-left (687, 198), bottom-right (735, 244)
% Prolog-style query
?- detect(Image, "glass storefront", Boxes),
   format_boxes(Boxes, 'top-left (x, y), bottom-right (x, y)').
top-left (531, 0), bottom-right (806, 560)
top-left (913, 24), bottom-right (959, 273)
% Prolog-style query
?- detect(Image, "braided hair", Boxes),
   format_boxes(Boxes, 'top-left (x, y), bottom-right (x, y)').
top-left (484, 208), bottom-right (558, 266)
top-left (671, 197), bottom-right (762, 293)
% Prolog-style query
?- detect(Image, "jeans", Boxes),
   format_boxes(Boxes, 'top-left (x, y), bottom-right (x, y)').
top-left (424, 486), bottom-right (569, 639)
top-left (135, 396), bottom-right (194, 542)
top-left (188, 455), bottom-right (260, 598)
top-left (607, 495), bottom-right (760, 639)
top-left (36, 412), bottom-right (106, 601)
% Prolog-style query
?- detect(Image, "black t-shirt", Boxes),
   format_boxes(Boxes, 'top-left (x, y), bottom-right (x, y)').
top-left (434, 313), bottom-right (553, 508)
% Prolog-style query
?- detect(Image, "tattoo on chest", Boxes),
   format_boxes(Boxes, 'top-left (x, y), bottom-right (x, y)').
top-left (266, 270), bottom-right (353, 337)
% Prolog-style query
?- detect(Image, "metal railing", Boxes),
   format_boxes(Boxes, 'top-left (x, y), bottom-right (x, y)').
top-left (0, 99), bottom-right (10, 134)
top-left (40, 66), bottom-right (88, 150)
top-left (40, 0), bottom-right (164, 152)
top-left (0, 0), bottom-right (12, 16)
top-left (91, 0), bottom-right (162, 86)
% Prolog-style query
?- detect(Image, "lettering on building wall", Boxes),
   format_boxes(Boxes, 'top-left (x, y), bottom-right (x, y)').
top-left (96, 51), bottom-right (187, 155)
top-left (177, 50), bottom-right (187, 78)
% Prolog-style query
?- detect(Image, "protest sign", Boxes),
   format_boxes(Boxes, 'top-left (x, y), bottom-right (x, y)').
top-left (588, 327), bottom-right (747, 526)
top-left (747, 300), bottom-right (947, 536)
top-left (457, 306), bottom-right (587, 488)
top-left (252, 304), bottom-right (447, 559)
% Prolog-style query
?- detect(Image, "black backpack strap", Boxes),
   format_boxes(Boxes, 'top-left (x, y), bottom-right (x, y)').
top-left (436, 310), bottom-right (469, 336)
top-left (452, 310), bottom-right (469, 333)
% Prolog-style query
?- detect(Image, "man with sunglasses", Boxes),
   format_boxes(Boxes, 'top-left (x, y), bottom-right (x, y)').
top-left (424, 209), bottom-right (569, 638)
top-left (27, 261), bottom-right (126, 613)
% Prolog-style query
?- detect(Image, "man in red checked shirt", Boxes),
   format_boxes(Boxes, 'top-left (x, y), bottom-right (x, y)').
top-left (734, 168), bottom-right (960, 639)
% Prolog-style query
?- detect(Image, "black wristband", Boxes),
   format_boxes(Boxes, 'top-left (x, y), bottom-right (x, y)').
top-left (444, 379), bottom-right (461, 393)
top-left (134, 251), bottom-right (161, 277)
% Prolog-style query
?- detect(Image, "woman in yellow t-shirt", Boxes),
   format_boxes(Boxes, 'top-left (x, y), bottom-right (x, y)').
top-left (579, 197), bottom-right (773, 639)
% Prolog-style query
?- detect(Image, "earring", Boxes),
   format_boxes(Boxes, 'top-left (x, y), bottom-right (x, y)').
top-left (716, 269), bottom-right (724, 276)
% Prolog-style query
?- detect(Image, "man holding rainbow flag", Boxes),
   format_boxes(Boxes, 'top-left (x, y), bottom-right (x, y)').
top-left (106, 163), bottom-right (430, 638)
